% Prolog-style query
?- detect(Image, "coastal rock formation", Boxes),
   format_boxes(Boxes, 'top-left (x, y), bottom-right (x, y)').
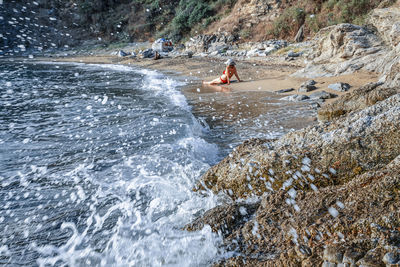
top-left (309, 91), bottom-right (337, 101)
top-left (191, 92), bottom-right (400, 265)
top-left (293, 23), bottom-right (387, 78)
top-left (184, 33), bottom-right (237, 53)
top-left (213, 154), bottom-right (400, 266)
top-left (240, 40), bottom-right (288, 57)
top-left (369, 5), bottom-right (400, 48)
top-left (294, 3), bottom-right (400, 87)
top-left (281, 94), bottom-right (309, 101)
top-left (298, 80), bottom-right (317, 92)
top-left (185, 36), bottom-right (288, 57)
top-left (368, 4), bottom-right (400, 87)
top-left (196, 93), bottom-right (400, 199)
top-left (310, 24), bottom-right (384, 62)
top-left (185, 202), bottom-right (260, 238)
top-left (188, 5), bottom-right (400, 264)
top-left (328, 82), bottom-right (351, 92)
top-left (318, 82), bottom-right (399, 121)
top-left (117, 50), bottom-right (128, 57)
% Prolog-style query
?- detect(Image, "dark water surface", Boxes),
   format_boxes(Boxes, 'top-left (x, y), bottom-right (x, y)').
top-left (0, 59), bottom-right (315, 266)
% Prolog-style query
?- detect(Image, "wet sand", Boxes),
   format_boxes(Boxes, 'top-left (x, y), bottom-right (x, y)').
top-left (49, 55), bottom-right (379, 103)
top-left (43, 54), bottom-right (379, 147)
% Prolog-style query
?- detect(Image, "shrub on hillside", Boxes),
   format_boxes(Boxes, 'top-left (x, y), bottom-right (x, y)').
top-left (169, 0), bottom-right (213, 40)
top-left (268, 0), bottom-right (396, 40)
top-left (74, 0), bottom-right (238, 42)
top-left (161, 0), bottom-right (237, 41)
top-left (270, 6), bottom-right (306, 38)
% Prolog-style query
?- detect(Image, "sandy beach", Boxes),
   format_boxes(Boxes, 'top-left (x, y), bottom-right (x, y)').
top-left (47, 54), bottom-right (379, 106)
top-left (38, 54), bottom-right (380, 143)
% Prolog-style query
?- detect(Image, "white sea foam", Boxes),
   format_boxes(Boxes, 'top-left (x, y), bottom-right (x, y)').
top-left (86, 63), bottom-right (136, 72)
top-left (177, 137), bottom-right (219, 163)
top-left (1, 61), bottom-right (226, 266)
top-left (34, 149), bottom-right (223, 266)
top-left (1, 59), bottom-right (318, 266)
top-left (328, 207), bottom-right (339, 217)
top-left (138, 68), bottom-right (189, 111)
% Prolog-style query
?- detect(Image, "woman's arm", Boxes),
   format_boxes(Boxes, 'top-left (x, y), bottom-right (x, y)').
top-left (226, 66), bottom-right (231, 84)
top-left (235, 69), bottom-right (241, 82)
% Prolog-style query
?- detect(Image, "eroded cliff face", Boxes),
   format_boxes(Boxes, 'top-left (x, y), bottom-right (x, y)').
top-left (205, 0), bottom-right (281, 41)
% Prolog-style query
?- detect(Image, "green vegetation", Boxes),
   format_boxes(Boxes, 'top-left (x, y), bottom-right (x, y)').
top-left (269, 7), bottom-right (306, 38)
top-left (74, 0), bottom-right (237, 42)
top-left (161, 0), bottom-right (237, 41)
top-left (239, 29), bottom-right (251, 39)
top-left (268, 0), bottom-right (395, 39)
top-left (73, 0), bottom-right (395, 43)
top-left (167, 0), bottom-right (213, 40)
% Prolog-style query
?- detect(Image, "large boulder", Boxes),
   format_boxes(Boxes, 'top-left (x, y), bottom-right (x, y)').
top-left (367, 4), bottom-right (400, 87)
top-left (369, 4), bottom-right (400, 48)
top-left (309, 91), bottom-right (337, 100)
top-left (310, 24), bottom-right (384, 61)
top-left (139, 48), bottom-right (154, 58)
top-left (328, 82), bottom-right (351, 92)
top-left (184, 33), bottom-right (237, 53)
top-left (293, 23), bottom-right (387, 78)
top-left (294, 4), bottom-right (400, 87)
top-left (117, 50), bottom-right (128, 57)
top-left (298, 80), bottom-right (317, 92)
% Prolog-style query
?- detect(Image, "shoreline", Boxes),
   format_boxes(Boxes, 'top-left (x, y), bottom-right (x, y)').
top-left (20, 54), bottom-right (322, 157)
top-left (22, 54), bottom-right (380, 153)
top-left (3, 37), bottom-right (398, 267)
top-left (43, 55), bottom-right (321, 134)
top-left (34, 54), bottom-right (379, 106)
top-left (2, 0), bottom-right (400, 264)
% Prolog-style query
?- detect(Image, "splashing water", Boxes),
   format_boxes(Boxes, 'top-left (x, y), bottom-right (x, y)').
top-left (0, 59), bottom-right (321, 266)
top-left (0, 60), bottom-right (223, 266)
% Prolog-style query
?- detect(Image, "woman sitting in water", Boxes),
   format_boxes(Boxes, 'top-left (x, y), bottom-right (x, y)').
top-left (203, 59), bottom-right (241, 85)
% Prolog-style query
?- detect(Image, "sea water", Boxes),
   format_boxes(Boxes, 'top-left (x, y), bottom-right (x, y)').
top-left (0, 60), bottom-right (315, 266)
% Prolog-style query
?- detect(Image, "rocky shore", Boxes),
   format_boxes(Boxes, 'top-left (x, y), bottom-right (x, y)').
top-left (22, 3), bottom-right (400, 266)
top-left (184, 3), bottom-right (400, 267)
top-left (3, 0), bottom-right (400, 266)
